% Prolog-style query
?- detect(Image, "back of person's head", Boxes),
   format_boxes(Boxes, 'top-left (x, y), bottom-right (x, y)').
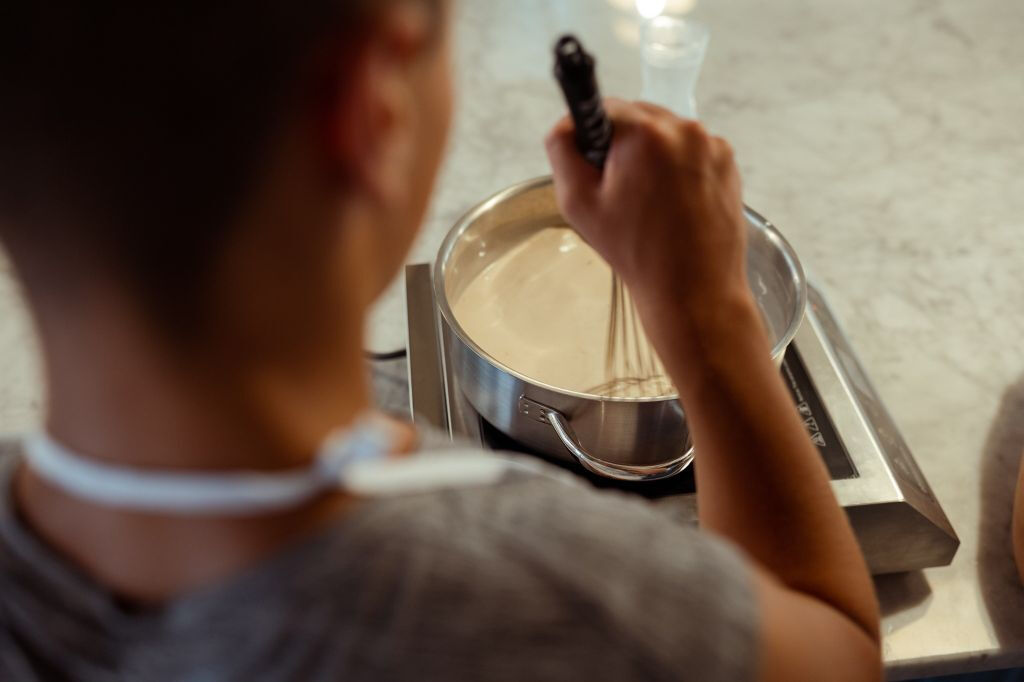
top-left (0, 0), bottom-right (450, 338)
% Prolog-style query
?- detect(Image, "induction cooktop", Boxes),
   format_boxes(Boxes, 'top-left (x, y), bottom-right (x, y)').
top-left (404, 264), bottom-right (958, 574)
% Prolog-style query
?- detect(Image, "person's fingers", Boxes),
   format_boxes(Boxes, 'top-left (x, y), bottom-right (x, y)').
top-left (630, 101), bottom-right (714, 157)
top-left (547, 98), bottom-right (659, 171)
top-left (544, 114), bottom-right (602, 218)
top-left (710, 135), bottom-right (738, 174)
top-left (707, 135), bottom-right (743, 205)
top-left (544, 115), bottom-right (598, 180)
top-left (630, 99), bottom-right (682, 120)
top-left (600, 98), bottom-right (672, 169)
top-left (600, 97), bottom-right (656, 135)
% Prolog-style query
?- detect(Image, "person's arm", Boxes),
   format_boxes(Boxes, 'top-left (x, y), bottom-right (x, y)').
top-left (546, 99), bottom-right (880, 681)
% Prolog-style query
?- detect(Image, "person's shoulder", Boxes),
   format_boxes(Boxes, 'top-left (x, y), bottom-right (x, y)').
top-left (340, 453), bottom-right (759, 680)
top-left (361, 447), bottom-right (754, 605)
top-left (338, 448), bottom-right (747, 594)
top-left (361, 451), bottom-right (663, 542)
top-left (390, 452), bottom-right (698, 549)
top-left (371, 450), bottom-right (722, 563)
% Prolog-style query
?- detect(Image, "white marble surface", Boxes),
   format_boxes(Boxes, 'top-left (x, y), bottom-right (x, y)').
top-left (1, 0), bottom-right (1023, 677)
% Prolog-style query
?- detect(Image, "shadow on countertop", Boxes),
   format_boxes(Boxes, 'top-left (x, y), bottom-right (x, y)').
top-left (977, 374), bottom-right (1024, 652)
top-left (877, 569), bottom-right (932, 619)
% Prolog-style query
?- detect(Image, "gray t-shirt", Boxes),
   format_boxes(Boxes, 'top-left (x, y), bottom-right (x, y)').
top-left (0, 443), bottom-right (756, 681)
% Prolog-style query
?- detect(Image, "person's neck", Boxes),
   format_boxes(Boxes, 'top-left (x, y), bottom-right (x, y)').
top-left (13, 290), bottom-right (402, 604)
top-left (40, 290), bottom-right (373, 471)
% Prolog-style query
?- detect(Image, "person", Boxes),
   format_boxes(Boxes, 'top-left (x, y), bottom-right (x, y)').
top-left (1013, 459), bottom-right (1024, 584)
top-left (0, 1), bottom-right (880, 680)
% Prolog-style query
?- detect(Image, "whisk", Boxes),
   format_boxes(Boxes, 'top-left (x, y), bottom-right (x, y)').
top-left (553, 35), bottom-right (670, 398)
top-left (596, 276), bottom-right (669, 396)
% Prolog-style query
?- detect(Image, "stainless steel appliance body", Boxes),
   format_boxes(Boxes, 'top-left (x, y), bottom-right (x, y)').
top-left (433, 176), bottom-right (806, 480)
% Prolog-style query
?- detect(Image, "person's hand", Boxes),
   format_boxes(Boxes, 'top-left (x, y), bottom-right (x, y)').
top-left (545, 99), bottom-right (757, 361)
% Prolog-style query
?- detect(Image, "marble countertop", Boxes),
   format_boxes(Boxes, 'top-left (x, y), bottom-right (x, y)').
top-left (1, 0), bottom-right (1023, 678)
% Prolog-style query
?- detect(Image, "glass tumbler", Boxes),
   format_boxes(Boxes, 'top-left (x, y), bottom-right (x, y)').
top-left (640, 16), bottom-right (710, 119)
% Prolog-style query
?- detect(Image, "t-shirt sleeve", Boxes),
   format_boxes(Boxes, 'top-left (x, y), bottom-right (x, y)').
top-left (468, 468), bottom-right (759, 682)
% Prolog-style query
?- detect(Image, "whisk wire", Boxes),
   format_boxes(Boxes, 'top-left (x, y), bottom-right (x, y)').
top-left (594, 272), bottom-right (669, 398)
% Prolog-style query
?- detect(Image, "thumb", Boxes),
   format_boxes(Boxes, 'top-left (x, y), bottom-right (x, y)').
top-left (544, 114), bottom-right (602, 222)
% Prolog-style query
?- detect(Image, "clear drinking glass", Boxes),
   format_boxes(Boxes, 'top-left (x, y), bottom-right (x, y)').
top-left (640, 16), bottom-right (710, 119)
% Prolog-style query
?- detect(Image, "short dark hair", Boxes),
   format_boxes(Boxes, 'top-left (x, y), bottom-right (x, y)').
top-left (0, 2), bottom-right (367, 330)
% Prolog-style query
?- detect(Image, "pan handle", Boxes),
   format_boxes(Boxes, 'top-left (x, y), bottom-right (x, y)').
top-left (518, 397), bottom-right (693, 482)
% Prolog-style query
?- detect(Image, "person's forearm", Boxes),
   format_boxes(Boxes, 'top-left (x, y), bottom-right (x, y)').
top-left (648, 289), bottom-right (879, 640)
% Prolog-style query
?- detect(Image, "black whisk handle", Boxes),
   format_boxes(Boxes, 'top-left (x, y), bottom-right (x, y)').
top-left (553, 35), bottom-right (613, 169)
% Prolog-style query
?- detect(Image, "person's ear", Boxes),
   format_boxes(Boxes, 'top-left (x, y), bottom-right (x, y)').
top-left (327, 1), bottom-right (435, 205)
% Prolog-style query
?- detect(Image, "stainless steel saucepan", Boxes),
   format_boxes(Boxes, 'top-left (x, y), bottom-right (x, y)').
top-left (433, 176), bottom-right (806, 481)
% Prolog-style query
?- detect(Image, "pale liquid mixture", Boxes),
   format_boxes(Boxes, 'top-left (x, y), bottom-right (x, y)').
top-left (453, 227), bottom-right (674, 398)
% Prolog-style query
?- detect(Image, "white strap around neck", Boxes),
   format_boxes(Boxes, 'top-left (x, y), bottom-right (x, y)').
top-left (22, 414), bottom-right (512, 516)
